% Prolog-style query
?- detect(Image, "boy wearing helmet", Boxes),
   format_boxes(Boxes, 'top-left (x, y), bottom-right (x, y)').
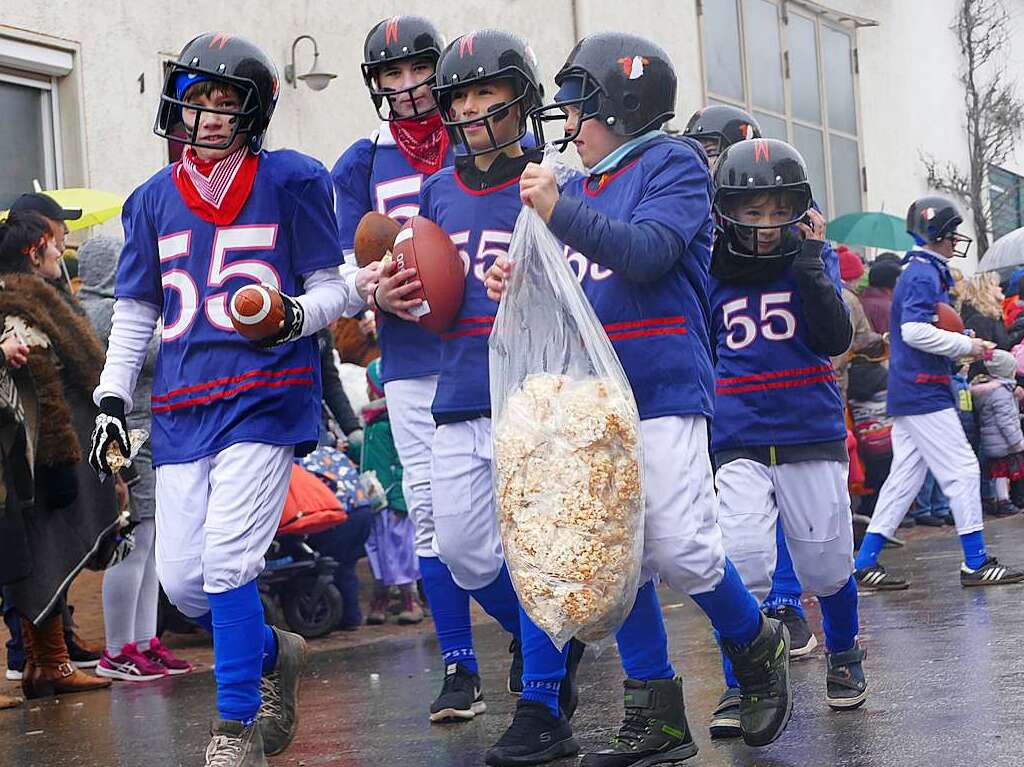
top-left (854, 195), bottom-right (1024, 588)
top-left (332, 16), bottom-right (523, 725)
top-left (489, 32), bottom-right (794, 762)
top-left (685, 105), bottom-right (820, 662)
top-left (89, 33), bottom-right (354, 766)
top-left (377, 29), bottom-right (585, 767)
top-left (705, 138), bottom-right (866, 737)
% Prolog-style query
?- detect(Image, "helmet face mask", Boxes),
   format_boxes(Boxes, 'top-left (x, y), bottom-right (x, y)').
top-left (364, 64), bottom-right (438, 122)
top-left (715, 188), bottom-right (812, 259)
top-left (361, 16), bottom-right (446, 122)
top-left (529, 72), bottom-right (605, 152)
top-left (906, 194), bottom-right (971, 257)
top-left (160, 77), bottom-right (261, 152)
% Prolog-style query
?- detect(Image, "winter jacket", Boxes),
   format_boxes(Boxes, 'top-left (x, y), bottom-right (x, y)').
top-left (961, 302), bottom-right (1011, 350)
top-left (861, 286), bottom-right (894, 335)
top-left (970, 376), bottom-right (1024, 459)
top-left (361, 412), bottom-right (407, 514)
top-left (318, 329), bottom-right (359, 439)
top-left (832, 286), bottom-right (884, 403)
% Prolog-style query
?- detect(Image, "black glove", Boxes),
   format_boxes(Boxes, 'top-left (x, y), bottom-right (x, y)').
top-left (256, 287), bottom-right (305, 348)
top-left (89, 396), bottom-right (130, 478)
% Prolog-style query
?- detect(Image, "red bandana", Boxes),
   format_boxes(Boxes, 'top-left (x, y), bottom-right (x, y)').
top-left (172, 145), bottom-right (260, 226)
top-left (391, 112), bottom-right (450, 175)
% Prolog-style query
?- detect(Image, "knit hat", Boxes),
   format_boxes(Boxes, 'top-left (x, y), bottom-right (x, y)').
top-left (838, 245), bottom-right (865, 282)
top-left (366, 358), bottom-right (384, 399)
top-left (868, 259), bottom-right (902, 289)
top-left (986, 349), bottom-right (1017, 381)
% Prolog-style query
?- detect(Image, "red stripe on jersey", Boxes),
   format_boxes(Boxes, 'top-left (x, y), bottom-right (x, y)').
top-left (441, 326), bottom-right (493, 340)
top-left (607, 327), bottom-right (688, 342)
top-left (717, 362), bottom-right (834, 387)
top-left (716, 372), bottom-right (837, 395)
top-left (915, 373), bottom-right (951, 384)
top-left (152, 376), bottom-right (314, 413)
top-left (456, 315), bottom-right (497, 326)
top-left (152, 366), bottom-right (315, 403)
top-left (603, 316), bottom-right (686, 333)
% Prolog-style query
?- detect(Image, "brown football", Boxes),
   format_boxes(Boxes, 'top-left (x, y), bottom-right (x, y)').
top-left (230, 284), bottom-right (285, 341)
top-left (391, 216), bottom-right (465, 334)
top-left (934, 302), bottom-right (965, 334)
top-left (354, 212), bottom-right (402, 267)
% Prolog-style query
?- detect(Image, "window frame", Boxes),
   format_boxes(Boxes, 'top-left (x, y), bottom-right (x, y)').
top-left (697, 0), bottom-right (866, 219)
top-left (0, 66), bottom-right (64, 196)
top-left (987, 164), bottom-right (1024, 242)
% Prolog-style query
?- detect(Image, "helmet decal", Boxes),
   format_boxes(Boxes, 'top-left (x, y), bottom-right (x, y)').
top-left (753, 139), bottom-right (771, 163)
top-left (458, 33), bottom-right (476, 58)
top-left (209, 33), bottom-right (233, 50)
top-left (618, 55), bottom-right (650, 79)
top-left (385, 17), bottom-right (400, 45)
top-left (739, 123), bottom-right (754, 139)
top-left (924, 207), bottom-right (936, 220)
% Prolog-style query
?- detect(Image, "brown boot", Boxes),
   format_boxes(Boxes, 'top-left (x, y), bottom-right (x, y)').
top-left (21, 614), bottom-right (111, 699)
top-left (366, 584), bottom-right (389, 625)
top-left (396, 584), bottom-right (424, 625)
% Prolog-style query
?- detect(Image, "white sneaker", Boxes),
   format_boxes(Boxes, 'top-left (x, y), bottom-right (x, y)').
top-left (5, 669), bottom-right (23, 681)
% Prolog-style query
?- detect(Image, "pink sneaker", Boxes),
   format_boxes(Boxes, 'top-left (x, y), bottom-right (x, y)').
top-left (143, 638), bottom-right (193, 675)
top-left (96, 643), bottom-right (167, 682)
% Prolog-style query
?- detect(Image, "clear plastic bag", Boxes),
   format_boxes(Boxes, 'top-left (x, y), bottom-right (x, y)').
top-left (488, 151), bottom-right (645, 650)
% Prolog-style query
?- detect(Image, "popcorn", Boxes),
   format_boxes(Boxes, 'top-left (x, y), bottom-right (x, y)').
top-left (105, 429), bottom-right (149, 473)
top-left (494, 373), bottom-right (644, 645)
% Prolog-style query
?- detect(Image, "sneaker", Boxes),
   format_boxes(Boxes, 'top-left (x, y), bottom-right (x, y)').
top-left (991, 500), bottom-right (1021, 518)
top-left (5, 669), bottom-right (23, 682)
top-left (721, 616), bottom-right (792, 748)
top-left (558, 639), bottom-right (585, 721)
top-left (143, 638), bottom-right (193, 675)
top-left (898, 517), bottom-right (916, 529)
top-left (95, 643), bottom-right (168, 682)
top-left (764, 605), bottom-right (818, 659)
top-left (486, 699), bottom-right (579, 766)
top-left (913, 514), bottom-right (945, 528)
top-left (205, 719), bottom-right (267, 767)
top-left (396, 587), bottom-right (424, 625)
top-left (430, 663), bottom-right (486, 722)
top-left (825, 644), bottom-right (868, 710)
top-left (508, 638), bottom-right (524, 696)
top-left (855, 564), bottom-right (909, 591)
top-left (708, 687), bottom-right (741, 740)
top-left (883, 533), bottom-right (906, 549)
top-left (580, 677), bottom-right (698, 767)
top-left (366, 586), bottom-right (389, 626)
top-left (960, 557), bottom-right (1024, 587)
top-left (65, 631), bottom-right (101, 669)
top-left (941, 514), bottom-right (955, 526)
top-left (258, 627), bottom-right (307, 756)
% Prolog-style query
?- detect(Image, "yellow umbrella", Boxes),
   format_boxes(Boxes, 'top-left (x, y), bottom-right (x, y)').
top-left (1, 188), bottom-right (125, 231)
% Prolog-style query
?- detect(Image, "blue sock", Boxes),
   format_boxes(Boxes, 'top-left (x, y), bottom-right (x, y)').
top-left (690, 559), bottom-right (762, 645)
top-left (614, 581), bottom-right (675, 680)
top-left (762, 525), bottom-right (804, 616)
top-left (419, 556), bottom-right (477, 673)
top-left (261, 625), bottom-right (278, 674)
top-left (854, 531), bottom-right (887, 571)
top-left (519, 608), bottom-right (569, 716)
top-left (959, 531), bottom-right (988, 570)
top-left (467, 564), bottom-right (521, 637)
top-left (818, 576), bottom-right (859, 653)
top-left (208, 581), bottom-right (265, 724)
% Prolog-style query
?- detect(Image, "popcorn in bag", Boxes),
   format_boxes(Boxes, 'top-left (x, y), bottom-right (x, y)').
top-left (489, 152), bottom-right (645, 649)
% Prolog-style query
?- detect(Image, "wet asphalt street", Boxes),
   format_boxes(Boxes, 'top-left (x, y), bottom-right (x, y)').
top-left (4, 518), bottom-right (1024, 767)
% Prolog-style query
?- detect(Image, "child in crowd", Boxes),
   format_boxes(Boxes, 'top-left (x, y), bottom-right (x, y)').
top-left (971, 350), bottom-right (1024, 516)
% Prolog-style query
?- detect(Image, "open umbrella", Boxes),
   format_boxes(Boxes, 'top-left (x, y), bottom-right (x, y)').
top-left (825, 211), bottom-right (914, 251)
top-left (1, 188), bottom-right (125, 231)
top-left (976, 227), bottom-right (1024, 273)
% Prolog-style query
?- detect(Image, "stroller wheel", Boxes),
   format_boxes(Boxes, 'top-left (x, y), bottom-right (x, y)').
top-left (282, 579), bottom-right (344, 639)
top-left (261, 591), bottom-right (286, 630)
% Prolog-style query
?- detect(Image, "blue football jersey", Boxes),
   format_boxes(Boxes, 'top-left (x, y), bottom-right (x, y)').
top-left (419, 169), bottom-right (521, 421)
top-left (560, 138), bottom-right (716, 421)
top-left (116, 149), bottom-right (343, 466)
top-left (708, 244), bottom-right (847, 453)
top-left (887, 251), bottom-right (957, 416)
top-left (331, 125), bottom-right (453, 385)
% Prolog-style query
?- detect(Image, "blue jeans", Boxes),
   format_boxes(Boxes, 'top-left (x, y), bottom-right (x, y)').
top-left (912, 472), bottom-right (951, 519)
top-left (309, 506), bottom-right (374, 628)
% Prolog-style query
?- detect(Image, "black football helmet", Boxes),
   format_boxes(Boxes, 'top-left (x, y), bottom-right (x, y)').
top-left (433, 29), bottom-right (543, 156)
top-left (683, 104), bottom-right (761, 159)
top-left (906, 194), bottom-right (971, 257)
top-left (361, 16), bottom-right (445, 122)
top-left (713, 138), bottom-right (814, 260)
top-left (531, 32), bottom-right (676, 151)
top-left (155, 33), bottom-right (279, 153)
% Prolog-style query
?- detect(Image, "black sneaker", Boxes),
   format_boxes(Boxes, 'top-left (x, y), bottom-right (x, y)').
top-left (508, 638), bottom-right (524, 696)
top-left (708, 687), bottom-right (741, 740)
top-left (913, 515), bottom-right (946, 528)
top-left (960, 557), bottom-right (1024, 587)
top-left (64, 631), bottom-right (101, 669)
top-left (721, 616), bottom-right (792, 748)
top-left (855, 564), bottom-right (909, 591)
top-left (580, 677), bottom-right (698, 767)
top-left (825, 644), bottom-right (868, 710)
top-left (429, 663), bottom-right (486, 722)
top-left (558, 639), bottom-right (586, 721)
top-left (485, 700), bottom-right (578, 766)
top-left (992, 500), bottom-right (1021, 517)
top-left (764, 606), bottom-right (817, 659)
top-left (258, 627), bottom-right (307, 756)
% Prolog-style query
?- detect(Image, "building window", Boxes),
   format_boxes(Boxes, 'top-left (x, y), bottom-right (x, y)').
top-left (988, 165), bottom-right (1023, 242)
top-left (699, 0), bottom-right (864, 219)
top-left (0, 68), bottom-right (61, 209)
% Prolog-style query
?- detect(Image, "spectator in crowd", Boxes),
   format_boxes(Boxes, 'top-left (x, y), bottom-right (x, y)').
top-left (961, 273), bottom-right (1011, 351)
top-left (77, 235), bottom-right (193, 682)
top-left (0, 211), bottom-right (118, 699)
top-left (861, 256), bottom-right (901, 335)
top-left (834, 247), bottom-right (884, 402)
top-left (1002, 270), bottom-right (1024, 347)
top-left (971, 350), bottom-right (1024, 517)
top-left (332, 313), bottom-right (380, 367)
top-left (318, 328), bottom-right (362, 450)
top-left (361, 359), bottom-right (423, 626)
